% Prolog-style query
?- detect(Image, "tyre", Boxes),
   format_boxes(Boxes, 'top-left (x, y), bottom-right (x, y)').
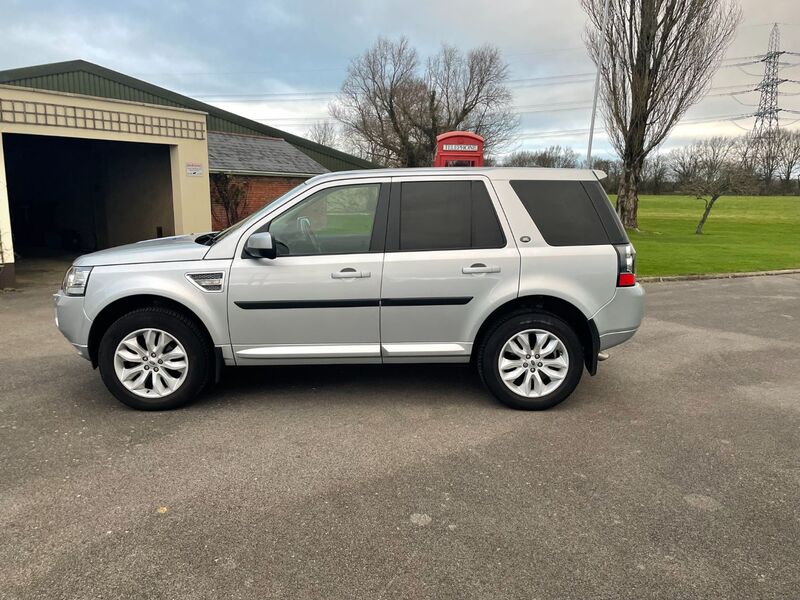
top-left (98, 307), bottom-right (212, 410)
top-left (478, 311), bottom-right (583, 410)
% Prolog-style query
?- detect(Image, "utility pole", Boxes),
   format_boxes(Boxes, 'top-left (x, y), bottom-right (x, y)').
top-left (586, 0), bottom-right (611, 168)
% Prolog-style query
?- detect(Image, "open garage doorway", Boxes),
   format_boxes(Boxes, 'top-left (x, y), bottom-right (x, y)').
top-left (3, 133), bottom-right (174, 267)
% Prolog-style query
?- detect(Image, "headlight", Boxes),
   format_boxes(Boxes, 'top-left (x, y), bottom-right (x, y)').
top-left (62, 266), bottom-right (93, 296)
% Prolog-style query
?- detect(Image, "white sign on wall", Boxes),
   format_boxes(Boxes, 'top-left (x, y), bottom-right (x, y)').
top-left (442, 144), bottom-right (479, 152)
top-left (185, 162), bottom-right (204, 177)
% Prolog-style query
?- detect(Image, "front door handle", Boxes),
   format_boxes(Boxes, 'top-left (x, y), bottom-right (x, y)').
top-left (462, 263), bottom-right (500, 274)
top-left (331, 268), bottom-right (371, 279)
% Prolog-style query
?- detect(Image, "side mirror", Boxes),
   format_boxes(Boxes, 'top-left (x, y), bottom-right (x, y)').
top-left (244, 232), bottom-right (277, 259)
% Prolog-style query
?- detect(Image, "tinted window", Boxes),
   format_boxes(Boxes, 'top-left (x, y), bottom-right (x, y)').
top-left (397, 181), bottom-right (505, 251)
top-left (471, 182), bottom-right (506, 248)
top-left (269, 184), bottom-right (380, 255)
top-left (510, 180), bottom-right (609, 246)
top-left (582, 181), bottom-right (629, 244)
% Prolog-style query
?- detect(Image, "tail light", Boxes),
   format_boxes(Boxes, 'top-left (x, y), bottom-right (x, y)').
top-left (614, 244), bottom-right (636, 287)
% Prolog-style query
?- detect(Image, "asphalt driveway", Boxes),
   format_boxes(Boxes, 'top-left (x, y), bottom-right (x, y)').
top-left (1, 264), bottom-right (799, 599)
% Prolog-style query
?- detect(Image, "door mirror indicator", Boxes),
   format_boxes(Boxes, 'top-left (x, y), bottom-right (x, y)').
top-left (244, 232), bottom-right (277, 259)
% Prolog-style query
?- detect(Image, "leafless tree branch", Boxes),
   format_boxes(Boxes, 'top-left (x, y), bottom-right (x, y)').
top-left (210, 173), bottom-right (249, 228)
top-left (668, 136), bottom-right (755, 233)
top-left (582, 0), bottom-right (742, 228)
top-left (306, 121), bottom-right (341, 149)
top-left (502, 146), bottom-right (579, 168)
top-left (331, 37), bottom-right (517, 166)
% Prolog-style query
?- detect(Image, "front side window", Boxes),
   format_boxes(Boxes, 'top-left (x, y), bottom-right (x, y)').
top-left (397, 181), bottom-right (505, 251)
top-left (209, 181), bottom-right (307, 245)
top-left (269, 183), bottom-right (381, 256)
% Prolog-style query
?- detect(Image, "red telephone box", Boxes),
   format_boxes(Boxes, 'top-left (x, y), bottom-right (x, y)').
top-left (433, 131), bottom-right (484, 167)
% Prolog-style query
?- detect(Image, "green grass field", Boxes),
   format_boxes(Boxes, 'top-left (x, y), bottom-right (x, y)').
top-left (622, 195), bottom-right (800, 277)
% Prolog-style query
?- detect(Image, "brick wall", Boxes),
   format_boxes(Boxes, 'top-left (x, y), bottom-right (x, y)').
top-left (210, 175), bottom-right (308, 231)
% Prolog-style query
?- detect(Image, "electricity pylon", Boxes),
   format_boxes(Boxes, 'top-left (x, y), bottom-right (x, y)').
top-left (752, 24), bottom-right (784, 137)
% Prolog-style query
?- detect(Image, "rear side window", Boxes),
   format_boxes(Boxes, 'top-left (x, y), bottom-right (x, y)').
top-left (581, 181), bottom-right (628, 244)
top-left (510, 180), bottom-right (611, 246)
top-left (396, 181), bottom-right (505, 251)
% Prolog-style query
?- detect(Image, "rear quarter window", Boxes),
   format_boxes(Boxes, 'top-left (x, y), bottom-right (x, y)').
top-left (510, 180), bottom-right (613, 246)
top-left (581, 181), bottom-right (628, 245)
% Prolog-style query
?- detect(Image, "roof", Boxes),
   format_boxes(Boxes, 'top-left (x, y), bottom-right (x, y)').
top-left (436, 131), bottom-right (484, 142)
top-left (208, 132), bottom-right (328, 177)
top-left (302, 167), bottom-right (607, 186)
top-left (0, 59), bottom-right (375, 172)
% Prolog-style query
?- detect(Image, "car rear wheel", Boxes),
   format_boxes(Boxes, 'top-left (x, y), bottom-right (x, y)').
top-left (478, 311), bottom-right (583, 410)
top-left (98, 307), bottom-right (211, 410)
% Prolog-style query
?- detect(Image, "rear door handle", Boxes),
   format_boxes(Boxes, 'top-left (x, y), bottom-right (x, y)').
top-left (331, 268), bottom-right (371, 279)
top-left (462, 263), bottom-right (500, 274)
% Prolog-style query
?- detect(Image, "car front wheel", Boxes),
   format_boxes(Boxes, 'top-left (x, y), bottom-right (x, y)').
top-left (478, 311), bottom-right (583, 410)
top-left (98, 307), bottom-right (212, 410)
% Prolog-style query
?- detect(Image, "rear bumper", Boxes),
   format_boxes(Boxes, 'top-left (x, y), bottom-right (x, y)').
top-left (53, 292), bottom-right (93, 360)
top-left (599, 328), bottom-right (638, 350)
top-left (592, 283), bottom-right (645, 351)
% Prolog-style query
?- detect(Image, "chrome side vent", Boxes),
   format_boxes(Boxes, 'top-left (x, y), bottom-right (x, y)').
top-left (186, 272), bottom-right (225, 293)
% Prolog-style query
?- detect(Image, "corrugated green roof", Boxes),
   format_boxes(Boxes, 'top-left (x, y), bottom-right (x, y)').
top-left (0, 59), bottom-right (375, 172)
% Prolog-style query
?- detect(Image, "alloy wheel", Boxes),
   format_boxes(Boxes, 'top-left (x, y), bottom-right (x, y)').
top-left (113, 328), bottom-right (189, 398)
top-left (497, 328), bottom-right (569, 398)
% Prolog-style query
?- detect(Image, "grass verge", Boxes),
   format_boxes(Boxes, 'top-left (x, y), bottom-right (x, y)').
top-left (623, 195), bottom-right (800, 277)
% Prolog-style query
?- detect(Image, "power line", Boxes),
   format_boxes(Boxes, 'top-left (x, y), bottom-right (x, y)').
top-left (253, 101), bottom-right (603, 125)
top-left (187, 38), bottom-right (800, 140)
top-left (189, 56), bottom-right (796, 102)
top-left (706, 24), bottom-right (800, 131)
top-left (129, 45), bottom-right (592, 79)
top-left (736, 65), bottom-right (764, 78)
top-left (730, 95), bottom-right (759, 108)
top-left (129, 52), bottom-right (772, 81)
top-left (194, 72), bottom-right (600, 100)
top-left (194, 77), bottom-right (766, 103)
top-left (494, 112), bottom-right (761, 141)
top-left (730, 120), bottom-right (752, 132)
top-left (507, 72), bottom-right (595, 84)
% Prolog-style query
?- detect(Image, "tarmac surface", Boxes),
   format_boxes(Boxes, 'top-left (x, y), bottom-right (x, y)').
top-left (1, 261), bottom-right (799, 599)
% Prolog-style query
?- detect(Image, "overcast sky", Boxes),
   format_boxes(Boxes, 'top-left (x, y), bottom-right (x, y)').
top-left (2, 0), bottom-right (799, 160)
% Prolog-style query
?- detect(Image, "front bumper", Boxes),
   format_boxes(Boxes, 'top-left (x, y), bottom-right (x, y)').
top-left (53, 291), bottom-right (93, 360)
top-left (592, 283), bottom-right (645, 351)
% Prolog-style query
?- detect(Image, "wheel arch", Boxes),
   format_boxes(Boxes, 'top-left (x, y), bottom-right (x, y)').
top-left (87, 295), bottom-right (216, 370)
top-left (473, 295), bottom-right (600, 375)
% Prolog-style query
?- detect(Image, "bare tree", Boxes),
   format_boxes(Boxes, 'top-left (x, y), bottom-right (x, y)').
top-left (668, 144), bottom-right (699, 187)
top-left (777, 129), bottom-right (800, 192)
top-left (502, 150), bottom-right (538, 167)
top-left (673, 137), bottom-right (753, 234)
top-left (210, 173), bottom-right (250, 228)
top-left (306, 121), bottom-right (341, 148)
top-left (331, 37), bottom-right (517, 167)
top-left (502, 146), bottom-right (579, 168)
top-left (754, 131), bottom-right (783, 191)
top-left (642, 153), bottom-right (668, 194)
top-left (592, 157), bottom-right (623, 192)
top-left (533, 145), bottom-right (578, 168)
top-left (582, 0), bottom-right (741, 228)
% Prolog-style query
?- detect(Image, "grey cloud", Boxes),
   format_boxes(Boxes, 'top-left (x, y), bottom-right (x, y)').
top-left (1, 0), bottom-right (797, 159)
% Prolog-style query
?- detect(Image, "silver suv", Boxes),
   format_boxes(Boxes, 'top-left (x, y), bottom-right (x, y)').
top-left (55, 168), bottom-right (644, 411)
